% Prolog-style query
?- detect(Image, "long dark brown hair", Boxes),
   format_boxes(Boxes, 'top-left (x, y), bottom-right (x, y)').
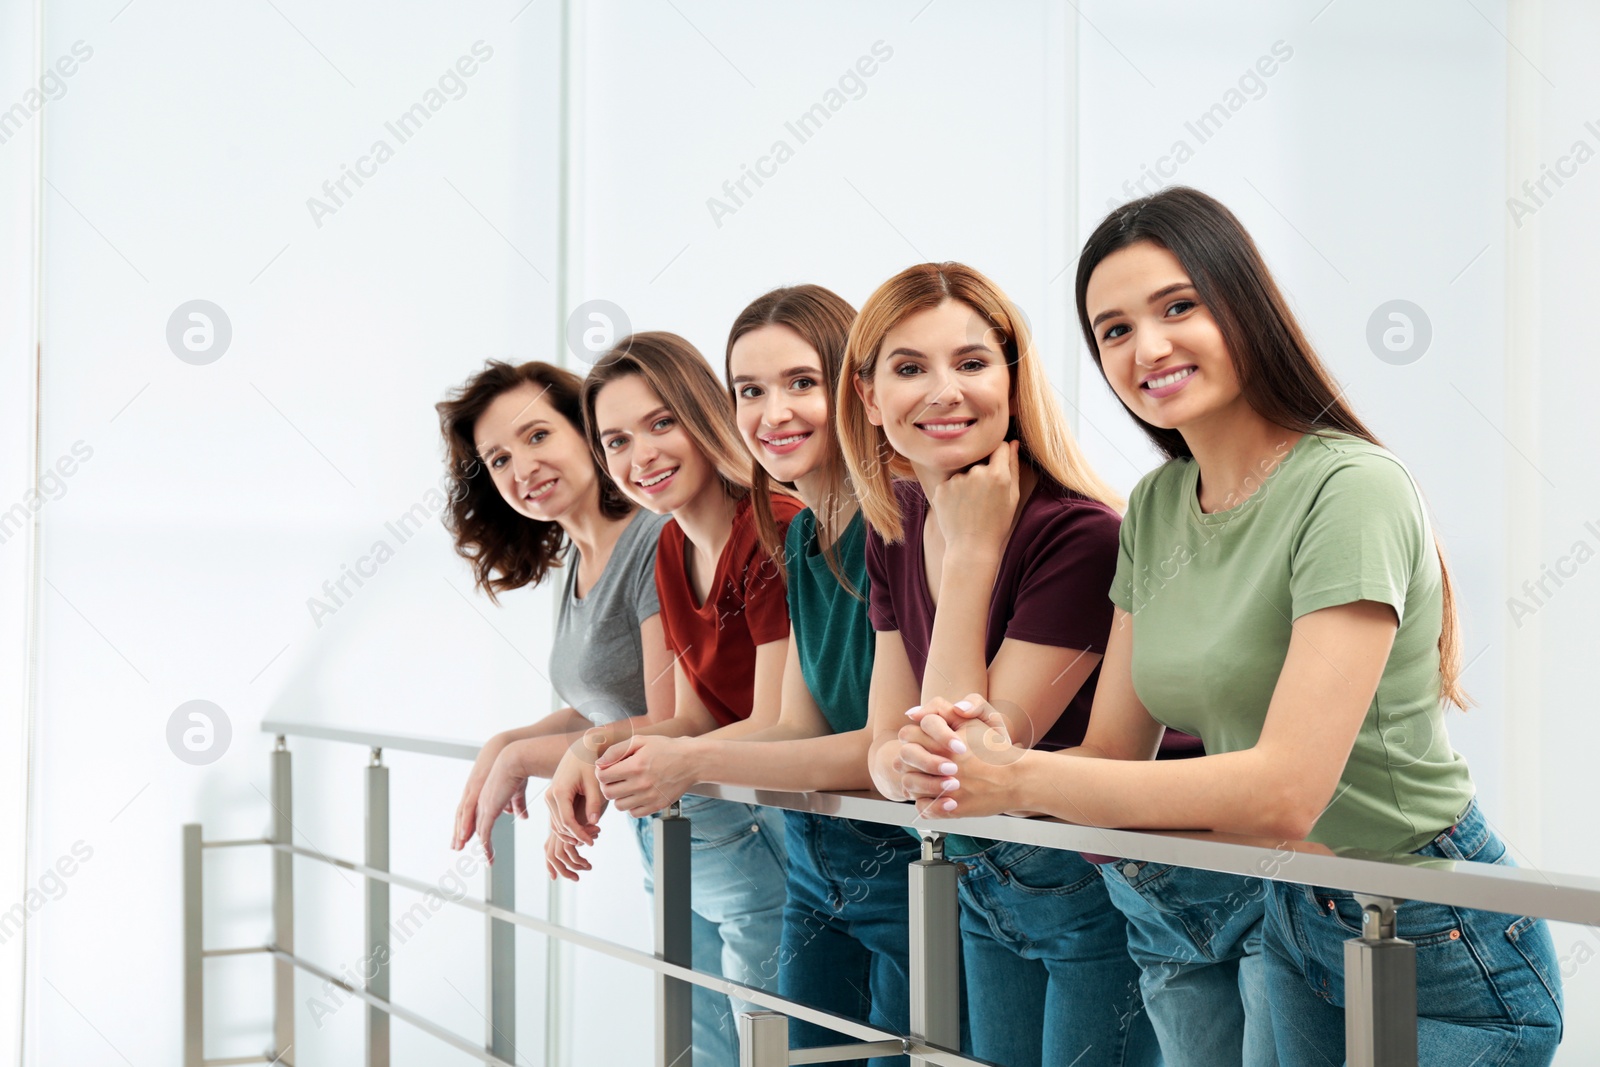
top-left (1073, 186), bottom-right (1470, 708)
top-left (725, 285), bottom-right (858, 589)
top-left (436, 360), bottom-right (632, 604)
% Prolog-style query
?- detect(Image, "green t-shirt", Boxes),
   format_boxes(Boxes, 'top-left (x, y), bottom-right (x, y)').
top-left (786, 508), bottom-right (874, 734)
top-left (1111, 431), bottom-right (1474, 854)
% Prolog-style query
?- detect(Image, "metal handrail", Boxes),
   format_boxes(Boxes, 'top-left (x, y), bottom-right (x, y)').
top-left (257, 718), bottom-right (1600, 927)
top-left (174, 718), bottom-right (1600, 1067)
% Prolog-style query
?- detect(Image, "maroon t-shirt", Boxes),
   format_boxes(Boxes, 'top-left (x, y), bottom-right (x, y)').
top-left (865, 476), bottom-right (1120, 752)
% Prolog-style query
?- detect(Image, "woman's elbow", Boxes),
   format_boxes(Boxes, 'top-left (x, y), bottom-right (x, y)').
top-left (1261, 780), bottom-right (1328, 842)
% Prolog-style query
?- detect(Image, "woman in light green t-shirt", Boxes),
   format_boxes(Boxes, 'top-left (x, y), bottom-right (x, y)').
top-left (897, 187), bottom-right (1562, 1066)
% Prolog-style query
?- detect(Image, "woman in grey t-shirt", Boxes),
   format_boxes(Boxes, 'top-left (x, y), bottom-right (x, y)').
top-left (435, 360), bottom-right (672, 874)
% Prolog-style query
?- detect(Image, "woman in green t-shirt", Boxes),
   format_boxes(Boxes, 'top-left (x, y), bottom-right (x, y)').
top-left (898, 187), bottom-right (1563, 1066)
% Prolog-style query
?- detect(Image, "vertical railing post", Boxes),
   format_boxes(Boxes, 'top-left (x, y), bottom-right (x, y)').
top-left (487, 812), bottom-right (517, 1062)
top-left (908, 832), bottom-right (960, 1064)
top-left (270, 736), bottom-right (295, 1062)
top-left (365, 748), bottom-right (390, 1067)
top-left (182, 823), bottom-right (203, 1067)
top-left (654, 803), bottom-right (693, 1067)
top-left (737, 1011), bottom-right (788, 1067)
top-left (1345, 895), bottom-right (1417, 1067)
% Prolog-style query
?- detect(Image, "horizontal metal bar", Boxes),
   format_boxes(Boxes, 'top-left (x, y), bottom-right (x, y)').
top-left (791, 1041), bottom-right (910, 1064)
top-left (688, 785), bottom-right (1600, 928)
top-left (265, 842), bottom-right (986, 1066)
top-left (260, 719), bottom-right (479, 761)
top-left (268, 947), bottom-right (516, 1067)
top-left (202, 946), bottom-right (271, 959)
top-left (249, 729), bottom-right (1600, 927)
top-left (202, 838), bottom-right (271, 850)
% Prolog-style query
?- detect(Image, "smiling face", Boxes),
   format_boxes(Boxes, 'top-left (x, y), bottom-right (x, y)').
top-left (728, 323), bottom-right (831, 489)
top-left (592, 372), bottom-right (716, 515)
top-left (1084, 239), bottom-right (1246, 433)
top-left (473, 381), bottom-right (598, 524)
top-left (855, 299), bottom-right (1012, 479)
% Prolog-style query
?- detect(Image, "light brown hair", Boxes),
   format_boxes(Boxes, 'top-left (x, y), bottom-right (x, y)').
top-left (725, 285), bottom-right (858, 590)
top-left (580, 331), bottom-right (754, 506)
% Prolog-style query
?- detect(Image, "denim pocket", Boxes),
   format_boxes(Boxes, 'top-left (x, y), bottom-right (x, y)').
top-left (1506, 914), bottom-right (1565, 1018)
top-left (677, 796), bottom-right (768, 850)
top-left (836, 815), bottom-right (920, 849)
top-left (994, 845), bottom-right (1102, 896)
top-left (1323, 892), bottom-right (1467, 947)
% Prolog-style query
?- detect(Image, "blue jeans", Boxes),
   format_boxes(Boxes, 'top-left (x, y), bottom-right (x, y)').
top-left (1098, 860), bottom-right (1277, 1067)
top-left (634, 795), bottom-right (789, 1067)
top-left (1264, 798), bottom-right (1563, 1066)
top-left (958, 841), bottom-right (1160, 1067)
top-left (776, 811), bottom-right (924, 1067)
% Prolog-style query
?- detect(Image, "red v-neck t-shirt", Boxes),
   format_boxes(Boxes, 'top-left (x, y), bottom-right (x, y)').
top-left (864, 476), bottom-right (1121, 751)
top-left (655, 493), bottom-right (804, 727)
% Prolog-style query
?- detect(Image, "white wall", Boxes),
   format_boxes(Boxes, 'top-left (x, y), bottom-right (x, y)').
top-left (10, 1), bottom-right (1599, 1065)
top-left (1526, 0), bottom-right (1600, 1054)
top-left (28, 2), bottom-right (566, 1064)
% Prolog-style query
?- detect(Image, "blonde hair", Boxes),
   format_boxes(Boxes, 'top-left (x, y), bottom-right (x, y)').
top-left (580, 331), bottom-right (753, 504)
top-left (837, 262), bottom-right (1124, 542)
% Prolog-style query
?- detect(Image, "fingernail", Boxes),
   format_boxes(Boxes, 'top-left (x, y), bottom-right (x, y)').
top-left (949, 739), bottom-right (968, 755)
top-left (939, 761), bottom-right (959, 776)
top-left (954, 700), bottom-right (974, 711)
top-left (904, 705), bottom-right (922, 717)
top-left (941, 778), bottom-right (960, 791)
top-left (941, 799), bottom-right (957, 811)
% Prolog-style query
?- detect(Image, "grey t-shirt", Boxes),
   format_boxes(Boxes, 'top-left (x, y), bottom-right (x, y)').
top-left (549, 507), bottom-right (669, 725)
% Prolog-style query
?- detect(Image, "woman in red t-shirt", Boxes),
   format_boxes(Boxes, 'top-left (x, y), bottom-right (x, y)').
top-left (544, 330), bottom-right (794, 1064)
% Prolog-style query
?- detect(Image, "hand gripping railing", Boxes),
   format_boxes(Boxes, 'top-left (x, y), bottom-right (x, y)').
top-left (178, 721), bottom-right (1600, 1067)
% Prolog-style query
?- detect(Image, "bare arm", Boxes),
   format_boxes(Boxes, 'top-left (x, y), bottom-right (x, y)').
top-left (671, 631), bottom-right (878, 794)
top-left (911, 600), bottom-right (1398, 840)
top-left (866, 630), bottom-right (930, 801)
top-left (498, 614), bottom-right (679, 779)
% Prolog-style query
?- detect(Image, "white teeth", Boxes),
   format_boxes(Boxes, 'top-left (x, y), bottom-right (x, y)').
top-left (1145, 367), bottom-right (1195, 389)
top-left (766, 433), bottom-right (808, 446)
top-left (637, 468), bottom-right (675, 487)
top-left (524, 479), bottom-right (556, 500)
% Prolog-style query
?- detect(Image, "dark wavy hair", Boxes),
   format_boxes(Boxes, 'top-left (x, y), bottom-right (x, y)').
top-left (1074, 186), bottom-right (1470, 709)
top-left (436, 360), bottom-right (632, 604)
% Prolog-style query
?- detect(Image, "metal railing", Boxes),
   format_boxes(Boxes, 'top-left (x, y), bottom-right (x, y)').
top-left (178, 721), bottom-right (1600, 1067)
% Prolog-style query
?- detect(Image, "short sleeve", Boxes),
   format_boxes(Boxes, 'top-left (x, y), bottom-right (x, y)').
top-left (784, 511), bottom-right (809, 617)
top-left (1289, 456), bottom-right (1426, 623)
top-left (742, 496), bottom-right (801, 646)
top-left (864, 523), bottom-right (898, 632)
top-left (1109, 483), bottom-right (1141, 614)
top-left (1006, 502), bottom-right (1121, 652)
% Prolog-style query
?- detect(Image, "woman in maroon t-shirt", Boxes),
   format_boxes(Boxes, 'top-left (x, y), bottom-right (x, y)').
top-left (837, 262), bottom-right (1159, 1067)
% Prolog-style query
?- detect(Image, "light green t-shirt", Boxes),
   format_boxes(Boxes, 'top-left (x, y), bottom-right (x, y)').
top-left (1111, 431), bottom-right (1474, 854)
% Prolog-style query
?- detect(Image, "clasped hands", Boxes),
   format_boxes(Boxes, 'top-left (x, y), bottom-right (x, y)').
top-left (890, 694), bottom-right (1025, 819)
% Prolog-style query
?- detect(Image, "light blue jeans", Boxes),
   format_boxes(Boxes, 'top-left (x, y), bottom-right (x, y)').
top-left (1097, 860), bottom-right (1277, 1067)
top-left (1264, 798), bottom-right (1563, 1065)
top-left (635, 794), bottom-right (789, 1067)
top-left (958, 841), bottom-right (1160, 1067)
